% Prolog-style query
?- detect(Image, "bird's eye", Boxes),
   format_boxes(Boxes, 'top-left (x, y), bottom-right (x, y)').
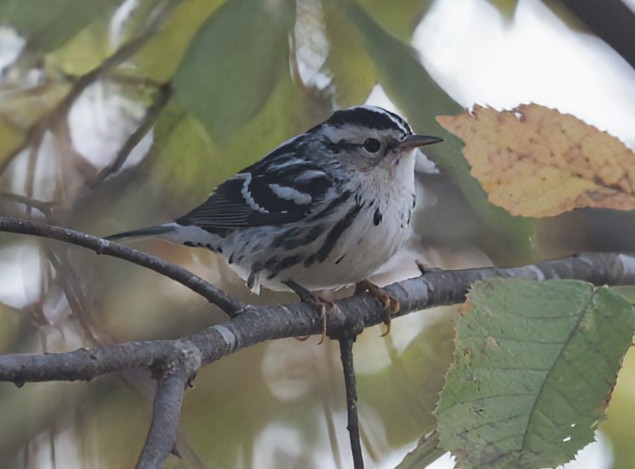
top-left (363, 138), bottom-right (381, 153)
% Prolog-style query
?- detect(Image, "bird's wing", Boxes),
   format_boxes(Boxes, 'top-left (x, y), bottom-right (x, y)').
top-left (176, 140), bottom-right (334, 231)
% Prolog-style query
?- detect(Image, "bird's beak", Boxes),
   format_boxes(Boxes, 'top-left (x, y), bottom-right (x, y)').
top-left (398, 134), bottom-right (443, 150)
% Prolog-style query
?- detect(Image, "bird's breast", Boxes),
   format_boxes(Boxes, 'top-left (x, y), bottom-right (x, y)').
top-left (221, 182), bottom-right (415, 292)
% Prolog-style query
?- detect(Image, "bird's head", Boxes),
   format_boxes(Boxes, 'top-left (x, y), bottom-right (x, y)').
top-left (308, 105), bottom-right (442, 176)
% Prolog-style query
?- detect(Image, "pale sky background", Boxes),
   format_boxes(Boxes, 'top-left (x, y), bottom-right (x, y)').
top-left (371, 0), bottom-right (635, 149)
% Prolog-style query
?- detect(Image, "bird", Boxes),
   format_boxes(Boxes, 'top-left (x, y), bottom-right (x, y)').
top-left (107, 105), bottom-right (442, 337)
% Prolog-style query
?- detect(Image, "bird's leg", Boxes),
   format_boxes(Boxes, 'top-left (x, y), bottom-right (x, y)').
top-left (354, 279), bottom-right (400, 336)
top-left (283, 280), bottom-right (337, 344)
top-left (415, 260), bottom-right (441, 276)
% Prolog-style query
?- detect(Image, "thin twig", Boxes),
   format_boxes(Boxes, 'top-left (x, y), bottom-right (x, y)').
top-left (0, 216), bottom-right (243, 316)
top-left (47, 249), bottom-right (104, 345)
top-left (339, 336), bottom-right (364, 469)
top-left (0, 191), bottom-right (54, 215)
top-left (87, 82), bottom-right (173, 187)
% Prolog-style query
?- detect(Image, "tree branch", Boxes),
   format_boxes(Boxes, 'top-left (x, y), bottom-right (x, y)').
top-left (0, 216), bottom-right (243, 316)
top-left (136, 341), bottom-right (200, 469)
top-left (0, 229), bottom-right (633, 386)
top-left (555, 0), bottom-right (635, 69)
top-left (87, 82), bottom-right (173, 187)
top-left (0, 191), bottom-right (54, 215)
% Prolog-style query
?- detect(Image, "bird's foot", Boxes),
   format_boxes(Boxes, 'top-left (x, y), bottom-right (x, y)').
top-left (284, 280), bottom-right (337, 344)
top-left (355, 279), bottom-right (400, 336)
top-left (416, 260), bottom-right (441, 276)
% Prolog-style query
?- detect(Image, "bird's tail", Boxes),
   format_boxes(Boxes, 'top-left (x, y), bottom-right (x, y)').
top-left (105, 223), bottom-right (178, 242)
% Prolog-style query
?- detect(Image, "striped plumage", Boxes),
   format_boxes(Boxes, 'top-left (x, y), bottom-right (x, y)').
top-left (107, 106), bottom-right (442, 294)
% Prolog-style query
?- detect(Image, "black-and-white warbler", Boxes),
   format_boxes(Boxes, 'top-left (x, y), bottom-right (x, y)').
top-left (108, 106), bottom-right (441, 327)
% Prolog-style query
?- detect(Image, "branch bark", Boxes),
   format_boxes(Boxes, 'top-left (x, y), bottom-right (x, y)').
top-left (136, 341), bottom-right (200, 469)
top-left (339, 336), bottom-right (364, 469)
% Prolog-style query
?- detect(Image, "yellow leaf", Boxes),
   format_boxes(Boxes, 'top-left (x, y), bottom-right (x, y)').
top-left (437, 104), bottom-right (635, 217)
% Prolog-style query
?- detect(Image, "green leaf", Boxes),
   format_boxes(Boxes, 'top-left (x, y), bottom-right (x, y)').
top-left (357, 313), bottom-right (455, 447)
top-left (173, 0), bottom-right (295, 143)
top-left (396, 430), bottom-right (445, 469)
top-left (435, 279), bottom-right (635, 469)
top-left (322, 4), bottom-right (376, 107)
top-left (49, 22), bottom-right (111, 75)
top-left (484, 0), bottom-right (519, 18)
top-left (149, 97), bottom-right (224, 207)
top-left (0, 82), bottom-right (71, 168)
top-left (222, 72), bottom-right (331, 170)
top-left (0, 0), bottom-right (122, 53)
top-left (0, 116), bottom-right (25, 167)
top-left (132, 0), bottom-right (226, 82)
top-left (357, 0), bottom-right (431, 41)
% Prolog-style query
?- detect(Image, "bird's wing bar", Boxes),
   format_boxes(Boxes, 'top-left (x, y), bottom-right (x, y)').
top-left (176, 157), bottom-right (333, 231)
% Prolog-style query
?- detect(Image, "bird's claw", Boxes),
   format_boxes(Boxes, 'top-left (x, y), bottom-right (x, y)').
top-left (416, 260), bottom-right (441, 276)
top-left (355, 280), bottom-right (400, 336)
top-left (299, 296), bottom-right (337, 344)
top-left (316, 298), bottom-right (338, 344)
top-left (285, 280), bottom-right (337, 344)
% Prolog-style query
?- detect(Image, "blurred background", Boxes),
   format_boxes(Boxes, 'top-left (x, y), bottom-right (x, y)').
top-left (0, 0), bottom-right (634, 467)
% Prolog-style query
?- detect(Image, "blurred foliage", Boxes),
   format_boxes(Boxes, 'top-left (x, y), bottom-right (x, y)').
top-left (0, 0), bottom-right (633, 468)
top-left (604, 348), bottom-right (635, 469)
top-left (484, 0), bottom-right (518, 18)
top-left (173, 0), bottom-right (296, 142)
top-left (133, 0), bottom-right (226, 81)
top-left (0, 0), bottom-right (122, 54)
top-left (322, 4), bottom-right (377, 107)
top-left (356, 0), bottom-right (431, 40)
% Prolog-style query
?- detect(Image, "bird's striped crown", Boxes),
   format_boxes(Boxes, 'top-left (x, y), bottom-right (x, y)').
top-left (323, 105), bottom-right (413, 137)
